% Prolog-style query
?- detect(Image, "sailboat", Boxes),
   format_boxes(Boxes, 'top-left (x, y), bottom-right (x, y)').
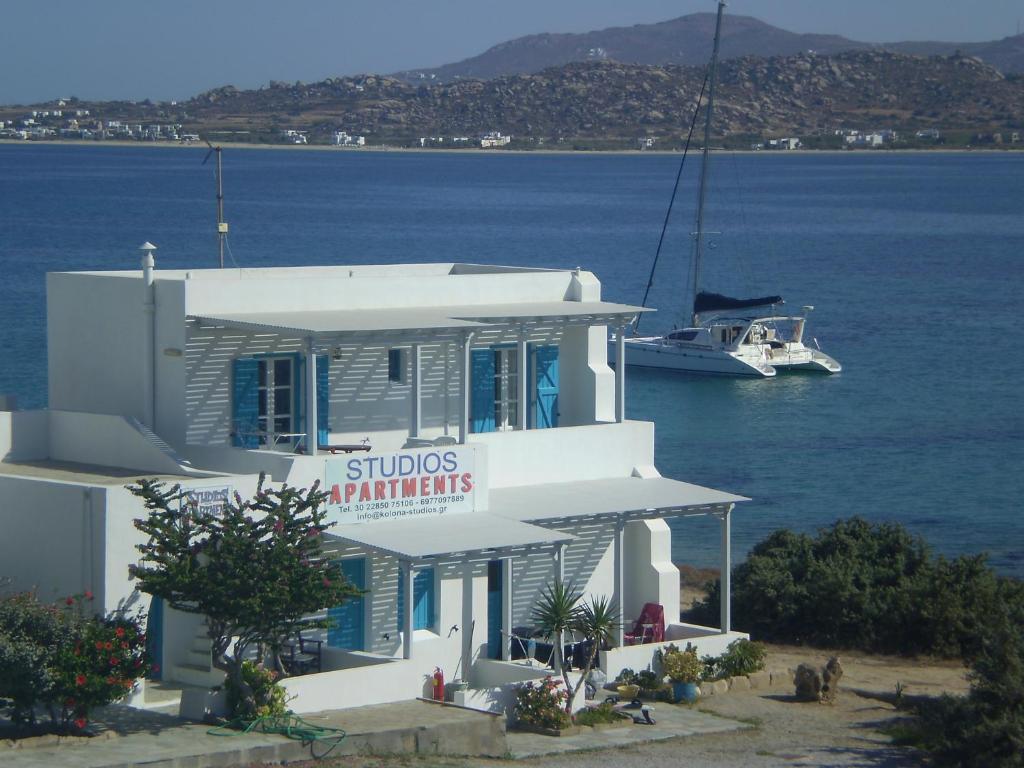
top-left (611, 1), bottom-right (841, 378)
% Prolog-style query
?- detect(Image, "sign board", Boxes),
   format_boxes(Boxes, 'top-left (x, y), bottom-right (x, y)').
top-left (324, 446), bottom-right (476, 525)
top-left (179, 484), bottom-right (233, 517)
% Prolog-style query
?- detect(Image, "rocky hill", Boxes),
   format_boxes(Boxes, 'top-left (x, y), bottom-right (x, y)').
top-left (393, 12), bottom-right (1024, 83)
top-left (180, 51), bottom-right (1023, 142)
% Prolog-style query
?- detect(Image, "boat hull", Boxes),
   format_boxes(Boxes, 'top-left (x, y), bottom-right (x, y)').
top-left (610, 338), bottom-right (776, 378)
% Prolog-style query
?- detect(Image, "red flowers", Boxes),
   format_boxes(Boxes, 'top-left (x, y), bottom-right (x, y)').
top-left (110, 656), bottom-right (120, 666)
top-left (103, 641), bottom-right (113, 651)
top-left (74, 717), bottom-right (87, 730)
top-left (322, 577), bottom-right (331, 587)
top-left (115, 627), bottom-right (126, 638)
top-left (65, 596), bottom-right (75, 606)
top-left (84, 590), bottom-right (93, 600)
top-left (75, 674), bottom-right (87, 686)
top-left (95, 641), bottom-right (104, 650)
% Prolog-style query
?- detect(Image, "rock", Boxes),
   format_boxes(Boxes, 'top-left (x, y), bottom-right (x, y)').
top-left (747, 670), bottom-right (772, 689)
top-left (794, 663), bottom-right (823, 702)
top-left (700, 679), bottom-right (729, 696)
top-left (794, 657), bottom-right (843, 703)
top-left (821, 656), bottom-right (844, 703)
top-left (728, 675), bottom-right (751, 691)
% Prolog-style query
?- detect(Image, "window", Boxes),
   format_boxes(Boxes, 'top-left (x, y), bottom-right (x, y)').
top-left (256, 357), bottom-right (296, 445)
top-left (492, 348), bottom-right (518, 431)
top-left (388, 348), bottom-right (405, 383)
top-left (397, 567), bottom-right (435, 631)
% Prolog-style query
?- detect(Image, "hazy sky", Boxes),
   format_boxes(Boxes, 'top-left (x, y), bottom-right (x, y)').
top-left (2, 0), bottom-right (1021, 105)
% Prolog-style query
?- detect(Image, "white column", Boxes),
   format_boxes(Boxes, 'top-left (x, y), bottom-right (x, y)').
top-left (402, 560), bottom-right (414, 660)
top-left (516, 329), bottom-right (528, 430)
top-left (720, 505), bottom-right (732, 634)
top-left (305, 338), bottom-right (318, 456)
top-left (410, 343), bottom-right (422, 439)
top-left (614, 519), bottom-right (625, 647)
top-left (501, 558), bottom-right (513, 661)
top-left (140, 242), bottom-right (157, 429)
top-left (459, 332), bottom-right (474, 444)
top-left (554, 543), bottom-right (565, 585)
top-left (615, 325), bottom-right (626, 423)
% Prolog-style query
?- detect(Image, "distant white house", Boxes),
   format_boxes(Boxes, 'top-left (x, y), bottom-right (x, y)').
top-left (637, 137), bottom-right (656, 150)
top-left (767, 137), bottom-right (802, 150)
top-left (333, 131), bottom-right (365, 146)
top-left (480, 131), bottom-right (511, 148)
top-left (282, 129), bottom-right (308, 144)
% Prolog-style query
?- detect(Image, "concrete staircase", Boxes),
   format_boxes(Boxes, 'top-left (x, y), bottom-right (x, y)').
top-left (168, 621), bottom-right (225, 688)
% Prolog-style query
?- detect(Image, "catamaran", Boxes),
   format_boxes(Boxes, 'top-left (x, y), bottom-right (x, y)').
top-left (611, 1), bottom-right (841, 378)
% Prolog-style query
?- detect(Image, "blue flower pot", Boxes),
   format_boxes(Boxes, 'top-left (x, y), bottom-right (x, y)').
top-left (673, 681), bottom-right (699, 704)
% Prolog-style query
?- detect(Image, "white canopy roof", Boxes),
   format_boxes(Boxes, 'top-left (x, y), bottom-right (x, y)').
top-left (487, 476), bottom-right (748, 523)
top-left (328, 512), bottom-right (575, 560)
top-left (191, 301), bottom-right (649, 336)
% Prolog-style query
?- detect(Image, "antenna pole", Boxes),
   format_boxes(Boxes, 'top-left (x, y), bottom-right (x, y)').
top-left (215, 147), bottom-right (225, 269)
top-left (692, 0), bottom-right (725, 326)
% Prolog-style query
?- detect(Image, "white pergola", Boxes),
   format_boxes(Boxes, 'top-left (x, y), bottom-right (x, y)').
top-left (487, 475), bottom-right (749, 643)
top-left (191, 299), bottom-right (649, 450)
top-left (326, 512), bottom-right (575, 661)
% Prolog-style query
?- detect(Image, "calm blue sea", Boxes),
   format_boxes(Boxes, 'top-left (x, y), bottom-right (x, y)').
top-left (1, 143), bottom-right (1022, 575)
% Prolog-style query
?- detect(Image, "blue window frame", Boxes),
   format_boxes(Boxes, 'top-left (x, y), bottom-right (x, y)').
top-left (397, 567), bottom-right (435, 631)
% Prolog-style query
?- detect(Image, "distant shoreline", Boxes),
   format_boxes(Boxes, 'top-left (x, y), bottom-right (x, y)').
top-left (1, 138), bottom-right (1021, 157)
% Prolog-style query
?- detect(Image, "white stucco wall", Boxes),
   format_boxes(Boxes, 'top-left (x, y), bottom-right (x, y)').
top-left (0, 475), bottom-right (108, 608)
top-left (0, 410), bottom-right (49, 461)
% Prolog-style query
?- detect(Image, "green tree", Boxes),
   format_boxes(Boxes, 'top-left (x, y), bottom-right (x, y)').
top-left (531, 582), bottom-right (618, 713)
top-left (128, 475), bottom-right (362, 719)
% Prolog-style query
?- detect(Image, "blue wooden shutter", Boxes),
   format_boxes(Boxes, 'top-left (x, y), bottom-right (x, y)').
top-left (487, 561), bottom-right (503, 659)
top-left (231, 358), bottom-right (260, 447)
top-left (316, 355), bottom-right (329, 445)
top-left (470, 349), bottom-right (496, 433)
top-left (534, 345), bottom-right (559, 429)
top-left (328, 558), bottom-right (365, 651)
top-left (145, 597), bottom-right (163, 680)
top-left (397, 567), bottom-right (436, 631)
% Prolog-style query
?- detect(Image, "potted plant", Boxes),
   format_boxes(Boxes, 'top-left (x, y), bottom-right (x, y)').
top-left (661, 647), bottom-right (702, 704)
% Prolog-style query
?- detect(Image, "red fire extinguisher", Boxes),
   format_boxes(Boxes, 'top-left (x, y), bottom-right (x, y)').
top-left (432, 667), bottom-right (445, 701)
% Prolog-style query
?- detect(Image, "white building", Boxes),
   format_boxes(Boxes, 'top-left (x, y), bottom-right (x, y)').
top-left (0, 248), bottom-right (747, 717)
top-left (333, 131), bottom-right (366, 146)
top-left (480, 131), bottom-right (511, 148)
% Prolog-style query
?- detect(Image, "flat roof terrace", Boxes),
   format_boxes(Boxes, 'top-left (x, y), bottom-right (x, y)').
top-left (0, 459), bottom-right (213, 486)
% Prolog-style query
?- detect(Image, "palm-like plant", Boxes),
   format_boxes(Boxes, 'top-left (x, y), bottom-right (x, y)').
top-left (532, 582), bottom-right (619, 713)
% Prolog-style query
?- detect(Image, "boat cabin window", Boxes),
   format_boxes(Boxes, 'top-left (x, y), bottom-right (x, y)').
top-left (666, 330), bottom-right (698, 341)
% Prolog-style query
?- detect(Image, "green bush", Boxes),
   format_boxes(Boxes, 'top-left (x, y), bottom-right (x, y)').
top-left (692, 518), bottom-right (1019, 659)
top-left (702, 639), bottom-right (767, 681)
top-left (575, 702), bottom-right (622, 726)
top-left (660, 646), bottom-right (702, 683)
top-left (224, 660), bottom-right (289, 721)
top-left (902, 607), bottom-right (1024, 767)
top-left (514, 676), bottom-right (571, 730)
top-left (0, 591), bottom-right (151, 732)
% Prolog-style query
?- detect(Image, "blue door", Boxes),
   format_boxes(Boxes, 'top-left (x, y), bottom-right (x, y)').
top-left (397, 567), bottom-right (436, 631)
top-left (316, 354), bottom-right (329, 446)
top-left (487, 560), bottom-right (503, 659)
top-left (145, 596), bottom-right (163, 680)
top-left (328, 558), bottom-right (366, 651)
top-left (470, 350), bottom-right (496, 433)
top-left (231, 358), bottom-right (260, 447)
top-left (533, 345), bottom-right (559, 429)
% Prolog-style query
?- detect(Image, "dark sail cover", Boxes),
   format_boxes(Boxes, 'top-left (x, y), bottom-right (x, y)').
top-left (694, 291), bottom-right (784, 314)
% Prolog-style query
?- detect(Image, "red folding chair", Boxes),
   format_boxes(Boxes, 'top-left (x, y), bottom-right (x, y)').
top-left (623, 602), bottom-right (665, 645)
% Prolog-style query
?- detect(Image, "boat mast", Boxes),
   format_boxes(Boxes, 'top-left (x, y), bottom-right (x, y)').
top-left (692, 0), bottom-right (726, 326)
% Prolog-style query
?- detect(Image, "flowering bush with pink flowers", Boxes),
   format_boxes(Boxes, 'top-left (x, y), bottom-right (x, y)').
top-left (514, 676), bottom-right (571, 730)
top-left (0, 590), bottom-right (151, 733)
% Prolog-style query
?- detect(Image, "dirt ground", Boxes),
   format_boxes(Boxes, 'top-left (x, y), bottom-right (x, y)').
top-left (279, 645), bottom-right (968, 768)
